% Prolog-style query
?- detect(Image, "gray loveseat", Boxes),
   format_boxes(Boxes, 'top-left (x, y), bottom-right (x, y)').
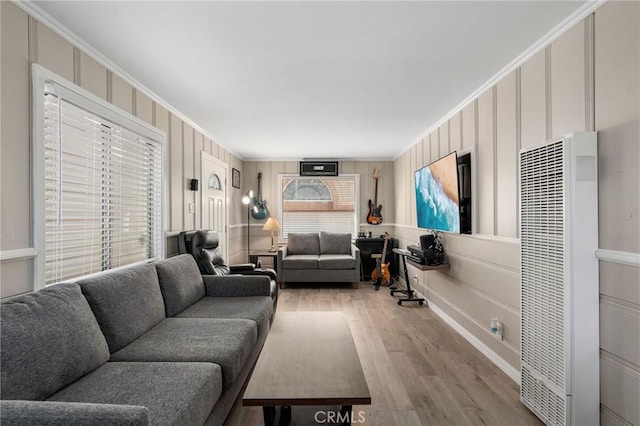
top-left (277, 232), bottom-right (360, 288)
top-left (0, 254), bottom-right (273, 425)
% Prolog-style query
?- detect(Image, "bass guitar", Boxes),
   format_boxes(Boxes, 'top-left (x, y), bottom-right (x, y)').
top-left (366, 167), bottom-right (383, 224)
top-left (251, 172), bottom-right (269, 220)
top-left (371, 232), bottom-right (391, 290)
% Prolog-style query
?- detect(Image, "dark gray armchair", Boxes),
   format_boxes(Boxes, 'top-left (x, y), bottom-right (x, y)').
top-left (178, 230), bottom-right (278, 311)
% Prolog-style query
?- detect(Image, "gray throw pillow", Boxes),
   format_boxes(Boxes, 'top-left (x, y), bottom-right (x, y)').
top-left (320, 232), bottom-right (352, 255)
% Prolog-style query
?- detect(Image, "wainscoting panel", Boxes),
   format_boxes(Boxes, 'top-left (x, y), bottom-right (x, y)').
top-left (0, 2), bottom-right (31, 254)
top-left (520, 50), bottom-right (547, 150)
top-left (476, 89), bottom-right (495, 236)
top-left (550, 20), bottom-right (586, 138)
top-left (600, 297), bottom-right (640, 369)
top-left (0, 258), bottom-right (34, 298)
top-left (599, 261), bottom-right (640, 306)
top-left (79, 52), bottom-right (107, 100)
top-left (35, 21), bottom-right (74, 82)
top-left (600, 352), bottom-right (640, 426)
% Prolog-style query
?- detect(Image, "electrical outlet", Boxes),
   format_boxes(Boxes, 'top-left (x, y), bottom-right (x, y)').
top-left (490, 318), bottom-right (503, 340)
top-left (188, 203), bottom-right (195, 214)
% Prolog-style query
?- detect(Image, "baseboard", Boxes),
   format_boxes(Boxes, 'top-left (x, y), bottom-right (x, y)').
top-left (426, 298), bottom-right (522, 385)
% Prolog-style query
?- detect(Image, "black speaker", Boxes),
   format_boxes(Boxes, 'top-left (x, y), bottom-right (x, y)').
top-left (420, 234), bottom-right (435, 249)
top-left (189, 179), bottom-right (199, 191)
top-left (356, 237), bottom-right (398, 280)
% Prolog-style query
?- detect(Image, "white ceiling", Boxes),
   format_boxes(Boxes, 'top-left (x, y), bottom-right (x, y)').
top-left (30, 1), bottom-right (587, 161)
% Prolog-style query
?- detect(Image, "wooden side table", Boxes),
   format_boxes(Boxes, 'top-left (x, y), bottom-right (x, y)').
top-left (249, 251), bottom-right (278, 273)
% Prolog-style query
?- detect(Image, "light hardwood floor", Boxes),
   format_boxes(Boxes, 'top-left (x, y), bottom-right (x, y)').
top-left (225, 283), bottom-right (542, 426)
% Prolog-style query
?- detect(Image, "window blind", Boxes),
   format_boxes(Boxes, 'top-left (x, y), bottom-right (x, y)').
top-left (42, 89), bottom-right (163, 285)
top-left (280, 176), bottom-right (358, 238)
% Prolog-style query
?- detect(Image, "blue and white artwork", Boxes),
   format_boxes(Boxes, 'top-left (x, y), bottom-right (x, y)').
top-left (415, 153), bottom-right (460, 233)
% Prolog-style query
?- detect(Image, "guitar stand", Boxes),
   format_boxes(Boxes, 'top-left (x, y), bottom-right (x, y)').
top-left (391, 248), bottom-right (425, 306)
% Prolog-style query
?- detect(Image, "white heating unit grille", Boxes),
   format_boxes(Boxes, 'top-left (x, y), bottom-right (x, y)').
top-left (519, 132), bottom-right (599, 426)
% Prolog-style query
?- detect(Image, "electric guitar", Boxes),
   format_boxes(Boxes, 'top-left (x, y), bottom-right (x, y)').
top-left (371, 232), bottom-right (391, 289)
top-left (251, 172), bottom-right (269, 220)
top-left (366, 168), bottom-right (383, 224)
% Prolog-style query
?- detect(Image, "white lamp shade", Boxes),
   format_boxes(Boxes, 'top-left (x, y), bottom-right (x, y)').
top-left (262, 217), bottom-right (281, 231)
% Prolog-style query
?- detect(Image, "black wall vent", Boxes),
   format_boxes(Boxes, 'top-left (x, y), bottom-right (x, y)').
top-left (300, 161), bottom-right (339, 176)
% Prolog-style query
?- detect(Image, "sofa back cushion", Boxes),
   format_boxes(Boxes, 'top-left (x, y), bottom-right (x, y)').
top-left (287, 233), bottom-right (320, 255)
top-left (155, 254), bottom-right (205, 317)
top-left (320, 232), bottom-right (352, 255)
top-left (1, 284), bottom-right (110, 400)
top-left (78, 262), bottom-right (166, 353)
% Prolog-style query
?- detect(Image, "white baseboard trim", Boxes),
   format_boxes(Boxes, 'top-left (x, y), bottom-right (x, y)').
top-left (427, 299), bottom-right (521, 385)
top-left (0, 248), bottom-right (37, 263)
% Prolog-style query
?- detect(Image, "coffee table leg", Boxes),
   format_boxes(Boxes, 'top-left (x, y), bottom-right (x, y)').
top-left (340, 405), bottom-right (353, 425)
top-left (262, 406), bottom-right (276, 426)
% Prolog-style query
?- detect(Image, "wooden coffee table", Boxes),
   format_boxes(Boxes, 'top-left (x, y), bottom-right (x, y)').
top-left (243, 311), bottom-right (371, 425)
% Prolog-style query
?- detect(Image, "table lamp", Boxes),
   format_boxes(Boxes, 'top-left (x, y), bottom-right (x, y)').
top-left (262, 217), bottom-right (281, 252)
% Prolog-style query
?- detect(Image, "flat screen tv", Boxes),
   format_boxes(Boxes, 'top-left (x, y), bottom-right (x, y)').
top-left (414, 151), bottom-right (461, 233)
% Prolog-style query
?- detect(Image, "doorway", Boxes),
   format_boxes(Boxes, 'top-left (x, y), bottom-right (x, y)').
top-left (201, 152), bottom-right (228, 260)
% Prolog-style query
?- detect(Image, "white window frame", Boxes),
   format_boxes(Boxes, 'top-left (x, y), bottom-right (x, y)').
top-left (31, 64), bottom-right (166, 290)
top-left (277, 173), bottom-right (360, 240)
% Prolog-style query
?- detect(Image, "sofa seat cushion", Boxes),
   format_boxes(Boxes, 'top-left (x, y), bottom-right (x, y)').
top-left (318, 254), bottom-right (356, 270)
top-left (176, 296), bottom-right (273, 337)
top-left (0, 284), bottom-right (110, 401)
top-left (286, 233), bottom-right (320, 255)
top-left (109, 318), bottom-right (257, 389)
top-left (282, 254), bottom-right (319, 270)
top-left (78, 262), bottom-right (166, 353)
top-left (47, 362), bottom-right (221, 426)
top-left (320, 232), bottom-right (352, 255)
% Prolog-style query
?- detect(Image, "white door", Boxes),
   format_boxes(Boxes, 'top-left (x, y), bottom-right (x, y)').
top-left (201, 152), bottom-right (228, 260)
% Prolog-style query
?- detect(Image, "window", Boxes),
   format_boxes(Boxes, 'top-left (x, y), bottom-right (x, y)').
top-left (279, 175), bottom-right (358, 238)
top-left (208, 173), bottom-right (222, 190)
top-left (33, 65), bottom-right (164, 288)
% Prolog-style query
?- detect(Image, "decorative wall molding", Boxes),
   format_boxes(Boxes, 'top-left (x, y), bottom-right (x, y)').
top-left (601, 348), bottom-right (640, 377)
top-left (0, 248), bottom-right (37, 263)
top-left (445, 250), bottom-right (519, 276)
top-left (596, 249), bottom-right (640, 268)
top-left (443, 253), bottom-right (520, 315)
top-left (601, 294), bottom-right (640, 315)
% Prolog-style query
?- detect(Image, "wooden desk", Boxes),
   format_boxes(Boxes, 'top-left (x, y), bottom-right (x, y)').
top-left (243, 312), bottom-right (371, 425)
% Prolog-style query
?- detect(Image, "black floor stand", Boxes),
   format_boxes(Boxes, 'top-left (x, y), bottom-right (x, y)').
top-left (391, 248), bottom-right (425, 306)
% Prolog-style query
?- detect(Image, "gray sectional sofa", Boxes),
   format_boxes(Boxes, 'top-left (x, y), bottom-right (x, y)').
top-left (277, 232), bottom-right (360, 287)
top-left (0, 254), bottom-right (274, 425)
